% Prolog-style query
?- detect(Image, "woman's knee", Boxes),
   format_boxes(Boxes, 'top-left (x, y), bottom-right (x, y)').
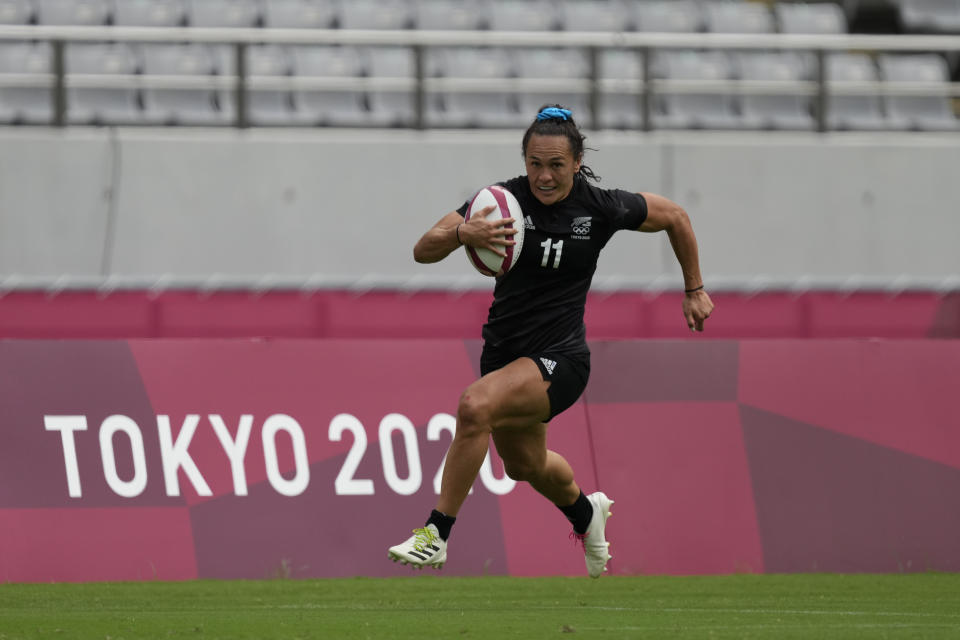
top-left (456, 387), bottom-right (493, 436)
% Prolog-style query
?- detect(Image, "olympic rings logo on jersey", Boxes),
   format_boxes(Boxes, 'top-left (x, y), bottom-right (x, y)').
top-left (571, 216), bottom-right (592, 238)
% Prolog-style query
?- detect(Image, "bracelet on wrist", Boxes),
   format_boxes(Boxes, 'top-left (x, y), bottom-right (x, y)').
top-left (455, 224), bottom-right (463, 245)
top-left (685, 285), bottom-right (704, 293)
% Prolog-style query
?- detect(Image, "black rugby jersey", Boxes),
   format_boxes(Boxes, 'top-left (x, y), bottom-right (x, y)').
top-left (457, 174), bottom-right (647, 357)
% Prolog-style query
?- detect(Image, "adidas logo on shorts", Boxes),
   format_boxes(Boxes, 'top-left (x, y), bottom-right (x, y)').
top-left (540, 357), bottom-right (557, 375)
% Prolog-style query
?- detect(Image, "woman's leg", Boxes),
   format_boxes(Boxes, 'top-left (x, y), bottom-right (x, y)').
top-left (436, 356), bottom-right (552, 516)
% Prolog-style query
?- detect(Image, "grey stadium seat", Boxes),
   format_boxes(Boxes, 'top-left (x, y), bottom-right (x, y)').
top-left (486, 0), bottom-right (558, 31)
top-left (36, 0), bottom-right (109, 25)
top-left (291, 46), bottom-right (370, 126)
top-left (704, 1), bottom-right (775, 33)
top-left (0, 42), bottom-right (53, 124)
top-left (775, 2), bottom-right (848, 34)
top-left (113, 0), bottom-right (187, 26)
top-left (65, 43), bottom-right (142, 125)
top-left (364, 46), bottom-right (416, 126)
top-left (187, 0), bottom-right (261, 27)
top-left (245, 44), bottom-right (296, 126)
top-left (263, 0), bottom-right (337, 29)
top-left (425, 47), bottom-right (524, 128)
top-left (826, 53), bottom-right (887, 130)
top-left (514, 48), bottom-right (592, 125)
top-left (338, 0), bottom-right (412, 29)
top-left (412, 0), bottom-right (485, 30)
top-left (0, 0), bottom-right (35, 24)
top-left (631, 0), bottom-right (703, 33)
top-left (140, 43), bottom-right (230, 125)
top-left (653, 49), bottom-right (742, 130)
top-left (597, 48), bottom-right (645, 130)
top-left (558, 0), bottom-right (630, 32)
top-left (879, 53), bottom-right (958, 130)
top-left (735, 52), bottom-right (814, 130)
top-left (897, 0), bottom-right (960, 34)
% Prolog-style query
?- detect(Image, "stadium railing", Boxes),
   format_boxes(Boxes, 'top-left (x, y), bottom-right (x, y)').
top-left (0, 25), bottom-right (959, 131)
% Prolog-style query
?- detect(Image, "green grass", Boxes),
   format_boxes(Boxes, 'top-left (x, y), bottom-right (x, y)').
top-left (1, 574), bottom-right (958, 639)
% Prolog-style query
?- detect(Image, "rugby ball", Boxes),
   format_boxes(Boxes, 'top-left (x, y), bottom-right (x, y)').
top-left (464, 185), bottom-right (525, 277)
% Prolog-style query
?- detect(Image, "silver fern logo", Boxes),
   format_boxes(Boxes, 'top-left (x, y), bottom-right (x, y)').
top-left (571, 216), bottom-right (592, 237)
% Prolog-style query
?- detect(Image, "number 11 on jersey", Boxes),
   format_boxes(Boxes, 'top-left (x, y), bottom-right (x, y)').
top-left (540, 238), bottom-right (564, 269)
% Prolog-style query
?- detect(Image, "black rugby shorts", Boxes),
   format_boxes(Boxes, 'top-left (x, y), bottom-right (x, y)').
top-left (480, 346), bottom-right (591, 421)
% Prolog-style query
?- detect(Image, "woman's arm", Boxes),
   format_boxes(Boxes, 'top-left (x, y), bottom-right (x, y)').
top-left (638, 192), bottom-right (715, 332)
top-left (413, 206), bottom-right (517, 264)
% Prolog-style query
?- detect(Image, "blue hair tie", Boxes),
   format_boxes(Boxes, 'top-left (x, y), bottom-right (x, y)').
top-left (536, 107), bottom-right (572, 122)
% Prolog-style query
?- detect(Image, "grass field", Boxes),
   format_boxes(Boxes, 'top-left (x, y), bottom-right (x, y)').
top-left (1, 573), bottom-right (958, 639)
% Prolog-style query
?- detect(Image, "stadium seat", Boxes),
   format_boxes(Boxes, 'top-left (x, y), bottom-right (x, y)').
top-left (113, 0), bottom-right (187, 27)
top-left (65, 43), bottom-right (142, 125)
top-left (735, 52), bottom-right (815, 130)
top-left (0, 0), bottom-right (35, 24)
top-left (896, 0), bottom-right (960, 34)
top-left (486, 0), bottom-right (558, 32)
top-left (597, 48), bottom-right (645, 129)
top-left (558, 0), bottom-right (631, 32)
top-left (826, 52), bottom-right (888, 130)
top-left (0, 41), bottom-right (53, 124)
top-left (425, 47), bottom-right (524, 128)
top-left (187, 0), bottom-right (261, 27)
top-left (514, 47), bottom-right (592, 125)
top-left (704, 1), bottom-right (775, 33)
top-left (338, 0), bottom-right (412, 30)
top-left (631, 0), bottom-right (703, 32)
top-left (262, 0), bottom-right (337, 29)
top-left (878, 53), bottom-right (958, 130)
top-left (412, 0), bottom-right (485, 30)
top-left (36, 0), bottom-right (109, 25)
top-left (290, 45), bottom-right (370, 126)
top-left (364, 46), bottom-right (417, 126)
top-left (140, 43), bottom-right (230, 125)
top-left (653, 50), bottom-right (742, 130)
top-left (244, 44), bottom-right (295, 126)
top-left (775, 2), bottom-right (848, 34)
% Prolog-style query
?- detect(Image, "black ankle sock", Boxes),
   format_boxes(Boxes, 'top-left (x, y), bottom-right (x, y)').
top-left (558, 491), bottom-right (593, 535)
top-left (426, 509), bottom-right (456, 541)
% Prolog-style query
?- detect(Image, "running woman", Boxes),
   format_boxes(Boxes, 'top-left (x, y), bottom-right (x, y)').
top-left (388, 105), bottom-right (714, 577)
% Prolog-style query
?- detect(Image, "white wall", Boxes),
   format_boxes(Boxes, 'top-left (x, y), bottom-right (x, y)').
top-left (1, 127), bottom-right (958, 287)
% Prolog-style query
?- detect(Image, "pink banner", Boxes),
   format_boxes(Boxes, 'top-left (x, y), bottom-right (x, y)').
top-left (0, 290), bottom-right (956, 338)
top-left (1, 339), bottom-right (958, 582)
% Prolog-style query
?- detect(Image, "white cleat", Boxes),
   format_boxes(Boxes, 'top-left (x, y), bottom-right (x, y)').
top-left (572, 492), bottom-right (614, 578)
top-left (388, 524), bottom-right (447, 570)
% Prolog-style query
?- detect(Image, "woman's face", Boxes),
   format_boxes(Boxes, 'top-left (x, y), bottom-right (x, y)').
top-left (524, 134), bottom-right (581, 205)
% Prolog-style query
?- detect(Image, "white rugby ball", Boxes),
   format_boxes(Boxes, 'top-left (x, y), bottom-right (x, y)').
top-left (464, 185), bottom-right (525, 277)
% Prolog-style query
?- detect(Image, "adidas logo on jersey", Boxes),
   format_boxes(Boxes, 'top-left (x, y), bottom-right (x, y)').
top-left (571, 216), bottom-right (592, 238)
top-left (540, 357), bottom-right (557, 375)
top-left (524, 216), bottom-right (535, 230)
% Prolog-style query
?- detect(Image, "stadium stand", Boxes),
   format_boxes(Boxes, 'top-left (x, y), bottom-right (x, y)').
top-left (735, 51), bottom-right (816, 130)
top-left (486, 0), bottom-right (558, 32)
top-left (65, 42), bottom-right (142, 125)
top-left (290, 45), bottom-right (370, 126)
top-left (425, 46), bottom-right (525, 128)
top-left (0, 0), bottom-right (34, 25)
top-left (597, 48), bottom-right (645, 130)
top-left (826, 52), bottom-right (889, 130)
top-left (0, 41), bottom-right (51, 123)
top-left (896, 0), bottom-right (960, 34)
top-left (0, 0), bottom-right (956, 131)
top-left (262, 0), bottom-right (337, 30)
top-left (113, 0), bottom-right (187, 27)
top-left (35, 0), bottom-right (109, 25)
top-left (653, 49), bottom-right (743, 130)
top-left (879, 52), bottom-right (959, 129)
top-left (140, 43), bottom-right (228, 125)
